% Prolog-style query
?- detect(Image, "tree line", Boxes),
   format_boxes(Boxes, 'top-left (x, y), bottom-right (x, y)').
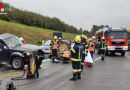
top-left (79, 25), bottom-right (109, 37)
top-left (0, 3), bottom-right (80, 34)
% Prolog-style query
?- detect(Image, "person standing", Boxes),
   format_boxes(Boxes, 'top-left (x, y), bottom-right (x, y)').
top-left (99, 37), bottom-right (106, 61)
top-left (81, 34), bottom-right (89, 71)
top-left (88, 38), bottom-right (95, 59)
top-left (50, 36), bottom-right (58, 62)
top-left (70, 36), bottom-right (82, 81)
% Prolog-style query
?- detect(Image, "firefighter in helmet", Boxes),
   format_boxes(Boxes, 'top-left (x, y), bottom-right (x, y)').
top-left (50, 36), bottom-right (58, 62)
top-left (88, 38), bottom-right (95, 59)
top-left (99, 37), bottom-right (106, 61)
top-left (70, 36), bottom-right (82, 81)
top-left (81, 34), bottom-right (89, 71)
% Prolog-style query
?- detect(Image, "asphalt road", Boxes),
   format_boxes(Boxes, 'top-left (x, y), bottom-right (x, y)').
top-left (1, 52), bottom-right (130, 90)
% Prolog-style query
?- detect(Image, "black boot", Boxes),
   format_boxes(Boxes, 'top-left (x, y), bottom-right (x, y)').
top-left (70, 73), bottom-right (77, 81)
top-left (77, 72), bottom-right (81, 80)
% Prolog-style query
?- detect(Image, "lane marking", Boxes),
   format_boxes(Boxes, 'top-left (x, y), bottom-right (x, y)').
top-left (0, 72), bottom-right (23, 78)
top-left (94, 57), bottom-right (101, 62)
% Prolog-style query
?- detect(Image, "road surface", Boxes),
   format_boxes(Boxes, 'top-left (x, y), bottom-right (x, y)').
top-left (0, 52), bottom-right (130, 90)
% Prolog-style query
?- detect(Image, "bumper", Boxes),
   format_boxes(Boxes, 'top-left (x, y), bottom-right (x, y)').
top-left (107, 46), bottom-right (128, 51)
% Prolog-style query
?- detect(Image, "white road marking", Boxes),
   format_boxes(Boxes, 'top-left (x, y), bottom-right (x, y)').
top-left (94, 57), bottom-right (101, 62)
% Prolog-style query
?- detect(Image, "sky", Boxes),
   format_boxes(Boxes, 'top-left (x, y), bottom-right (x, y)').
top-left (3, 0), bottom-right (130, 31)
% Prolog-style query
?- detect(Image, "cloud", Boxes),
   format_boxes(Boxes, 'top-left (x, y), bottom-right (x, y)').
top-left (3, 0), bottom-right (130, 30)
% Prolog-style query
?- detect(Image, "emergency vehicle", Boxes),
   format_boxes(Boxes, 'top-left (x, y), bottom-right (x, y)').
top-left (95, 28), bottom-right (128, 56)
top-left (126, 28), bottom-right (130, 50)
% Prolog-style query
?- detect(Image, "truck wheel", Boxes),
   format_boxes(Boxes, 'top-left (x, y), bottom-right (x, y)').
top-left (121, 52), bottom-right (125, 56)
top-left (11, 57), bottom-right (24, 70)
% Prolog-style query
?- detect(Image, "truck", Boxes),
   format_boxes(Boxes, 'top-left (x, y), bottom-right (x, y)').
top-left (126, 28), bottom-right (130, 51)
top-left (53, 33), bottom-right (62, 39)
top-left (95, 28), bottom-right (128, 56)
top-left (0, 33), bottom-right (44, 69)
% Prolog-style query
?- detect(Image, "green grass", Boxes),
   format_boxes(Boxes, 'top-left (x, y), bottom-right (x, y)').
top-left (0, 19), bottom-right (77, 45)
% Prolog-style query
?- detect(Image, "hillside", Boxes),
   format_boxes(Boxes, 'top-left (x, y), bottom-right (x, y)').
top-left (0, 20), bottom-right (77, 45)
top-left (0, 3), bottom-right (80, 34)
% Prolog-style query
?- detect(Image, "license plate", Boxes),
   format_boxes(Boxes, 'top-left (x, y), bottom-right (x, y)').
top-left (116, 46), bottom-right (122, 48)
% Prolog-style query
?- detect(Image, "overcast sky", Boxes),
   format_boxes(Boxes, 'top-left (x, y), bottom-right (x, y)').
top-left (3, 0), bottom-right (130, 30)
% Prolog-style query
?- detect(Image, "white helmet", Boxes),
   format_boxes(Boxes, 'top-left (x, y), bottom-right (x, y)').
top-left (102, 37), bottom-right (105, 40)
top-left (20, 37), bottom-right (24, 41)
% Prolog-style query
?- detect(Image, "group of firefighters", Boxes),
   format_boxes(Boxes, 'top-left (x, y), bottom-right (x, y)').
top-left (50, 34), bottom-right (106, 81)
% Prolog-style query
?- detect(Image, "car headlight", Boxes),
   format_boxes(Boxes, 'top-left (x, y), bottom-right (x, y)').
top-left (24, 51), bottom-right (31, 56)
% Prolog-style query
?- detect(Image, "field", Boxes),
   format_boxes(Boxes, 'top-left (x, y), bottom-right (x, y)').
top-left (0, 20), bottom-right (77, 44)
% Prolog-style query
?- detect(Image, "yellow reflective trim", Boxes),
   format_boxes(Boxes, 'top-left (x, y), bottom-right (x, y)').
top-left (70, 48), bottom-right (76, 53)
top-left (71, 58), bottom-right (81, 61)
top-left (73, 69), bottom-right (78, 72)
top-left (101, 43), bottom-right (105, 50)
top-left (77, 69), bottom-right (81, 72)
top-left (85, 49), bottom-right (88, 51)
top-left (81, 63), bottom-right (84, 65)
top-left (82, 52), bottom-right (85, 54)
top-left (73, 69), bottom-right (81, 72)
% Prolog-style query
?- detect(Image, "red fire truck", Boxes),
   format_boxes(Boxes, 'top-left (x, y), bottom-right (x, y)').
top-left (95, 28), bottom-right (128, 56)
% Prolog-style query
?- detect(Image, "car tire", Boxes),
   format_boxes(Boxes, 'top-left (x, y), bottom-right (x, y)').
top-left (11, 57), bottom-right (24, 70)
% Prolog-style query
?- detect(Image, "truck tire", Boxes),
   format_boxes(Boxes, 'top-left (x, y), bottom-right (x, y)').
top-left (11, 57), bottom-right (24, 70)
top-left (121, 52), bottom-right (125, 56)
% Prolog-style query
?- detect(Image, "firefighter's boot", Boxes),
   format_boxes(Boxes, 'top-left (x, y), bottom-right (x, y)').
top-left (70, 73), bottom-right (77, 81)
top-left (77, 72), bottom-right (81, 80)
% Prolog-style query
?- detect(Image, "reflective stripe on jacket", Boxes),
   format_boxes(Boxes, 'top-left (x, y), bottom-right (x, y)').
top-left (52, 40), bottom-right (58, 49)
top-left (89, 42), bottom-right (95, 51)
top-left (70, 43), bottom-right (81, 62)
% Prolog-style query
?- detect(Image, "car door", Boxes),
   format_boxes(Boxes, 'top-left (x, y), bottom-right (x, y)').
top-left (0, 44), bottom-right (9, 62)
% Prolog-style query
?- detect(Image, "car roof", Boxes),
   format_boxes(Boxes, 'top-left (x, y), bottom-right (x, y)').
top-left (0, 33), bottom-right (15, 40)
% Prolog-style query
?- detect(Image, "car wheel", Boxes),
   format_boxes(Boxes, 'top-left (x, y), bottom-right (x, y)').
top-left (11, 57), bottom-right (24, 70)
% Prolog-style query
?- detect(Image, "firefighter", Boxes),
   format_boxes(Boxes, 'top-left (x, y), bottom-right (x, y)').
top-left (89, 38), bottom-right (95, 59)
top-left (61, 49), bottom-right (70, 63)
top-left (42, 39), bottom-right (45, 45)
top-left (20, 37), bottom-right (26, 44)
top-left (70, 36), bottom-right (82, 81)
top-left (99, 37), bottom-right (106, 61)
top-left (81, 34), bottom-right (89, 71)
top-left (50, 36), bottom-right (58, 62)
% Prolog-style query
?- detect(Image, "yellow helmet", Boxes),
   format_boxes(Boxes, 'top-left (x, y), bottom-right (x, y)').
top-left (75, 37), bottom-right (81, 43)
top-left (88, 38), bottom-right (92, 41)
top-left (81, 34), bottom-right (87, 39)
top-left (54, 36), bottom-right (57, 40)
